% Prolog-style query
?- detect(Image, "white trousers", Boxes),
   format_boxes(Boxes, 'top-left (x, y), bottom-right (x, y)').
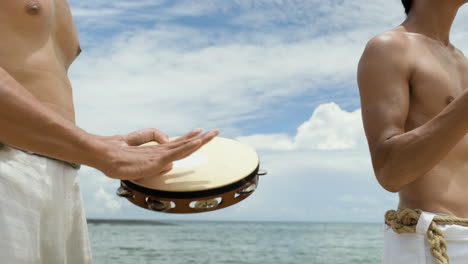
top-left (0, 145), bottom-right (92, 264)
top-left (383, 211), bottom-right (468, 264)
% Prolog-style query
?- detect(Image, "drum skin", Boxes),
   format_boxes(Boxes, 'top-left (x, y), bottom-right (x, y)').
top-left (117, 137), bottom-right (263, 214)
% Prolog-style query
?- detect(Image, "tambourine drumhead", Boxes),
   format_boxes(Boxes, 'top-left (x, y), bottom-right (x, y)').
top-left (132, 137), bottom-right (259, 193)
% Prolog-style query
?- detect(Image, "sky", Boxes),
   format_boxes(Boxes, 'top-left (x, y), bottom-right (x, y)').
top-left (68, 0), bottom-right (468, 223)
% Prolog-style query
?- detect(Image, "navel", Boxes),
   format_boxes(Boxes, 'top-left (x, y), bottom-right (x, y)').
top-left (447, 96), bottom-right (455, 105)
top-left (25, 0), bottom-right (41, 15)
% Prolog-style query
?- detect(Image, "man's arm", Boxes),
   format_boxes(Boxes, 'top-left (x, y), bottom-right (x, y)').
top-left (358, 34), bottom-right (468, 192)
top-left (0, 66), bottom-right (219, 180)
top-left (0, 66), bottom-right (106, 168)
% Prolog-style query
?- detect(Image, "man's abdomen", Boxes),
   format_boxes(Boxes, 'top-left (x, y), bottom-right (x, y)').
top-left (3, 65), bottom-right (76, 124)
top-left (399, 141), bottom-right (468, 218)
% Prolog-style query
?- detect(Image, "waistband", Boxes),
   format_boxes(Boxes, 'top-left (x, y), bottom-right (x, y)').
top-left (385, 208), bottom-right (468, 264)
top-left (0, 142), bottom-right (81, 170)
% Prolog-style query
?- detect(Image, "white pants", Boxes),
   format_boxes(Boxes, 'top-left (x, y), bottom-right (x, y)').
top-left (0, 145), bottom-right (92, 264)
top-left (383, 211), bottom-right (468, 263)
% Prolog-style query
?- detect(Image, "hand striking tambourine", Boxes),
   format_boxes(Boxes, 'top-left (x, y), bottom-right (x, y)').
top-left (116, 137), bottom-right (266, 214)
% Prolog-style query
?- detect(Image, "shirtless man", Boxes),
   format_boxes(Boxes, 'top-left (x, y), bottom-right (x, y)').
top-left (0, 0), bottom-right (218, 263)
top-left (358, 0), bottom-right (468, 262)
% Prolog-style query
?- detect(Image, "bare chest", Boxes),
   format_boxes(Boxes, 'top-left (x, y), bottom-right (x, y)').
top-left (0, 0), bottom-right (80, 66)
top-left (407, 43), bottom-right (468, 129)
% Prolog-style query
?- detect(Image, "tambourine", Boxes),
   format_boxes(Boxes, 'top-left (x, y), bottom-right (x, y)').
top-left (116, 137), bottom-right (266, 214)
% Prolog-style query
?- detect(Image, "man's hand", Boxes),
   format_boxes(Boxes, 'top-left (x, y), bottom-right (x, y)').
top-left (95, 128), bottom-right (219, 180)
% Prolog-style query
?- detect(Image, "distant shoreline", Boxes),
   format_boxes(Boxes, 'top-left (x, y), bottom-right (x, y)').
top-left (87, 219), bottom-right (175, 226)
top-left (87, 219), bottom-right (382, 225)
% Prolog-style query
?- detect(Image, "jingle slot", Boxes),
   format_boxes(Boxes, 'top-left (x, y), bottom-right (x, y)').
top-left (116, 186), bottom-right (134, 198)
top-left (237, 183), bottom-right (257, 196)
top-left (145, 198), bottom-right (173, 212)
top-left (190, 198), bottom-right (222, 210)
top-left (257, 170), bottom-right (267, 176)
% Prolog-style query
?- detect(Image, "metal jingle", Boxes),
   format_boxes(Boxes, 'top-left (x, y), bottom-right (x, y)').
top-left (238, 183), bottom-right (257, 195)
top-left (116, 186), bottom-right (134, 198)
top-left (146, 198), bottom-right (172, 212)
top-left (192, 199), bottom-right (220, 210)
top-left (257, 170), bottom-right (267, 176)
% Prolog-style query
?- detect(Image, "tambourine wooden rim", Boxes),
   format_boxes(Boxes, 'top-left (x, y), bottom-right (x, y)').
top-left (116, 137), bottom-right (266, 214)
top-left (121, 165), bottom-right (259, 199)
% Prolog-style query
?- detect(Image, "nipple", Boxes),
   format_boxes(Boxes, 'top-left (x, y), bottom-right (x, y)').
top-left (447, 96), bottom-right (455, 105)
top-left (25, 0), bottom-right (41, 15)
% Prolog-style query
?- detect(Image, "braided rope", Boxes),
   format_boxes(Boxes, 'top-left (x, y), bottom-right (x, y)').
top-left (385, 208), bottom-right (468, 264)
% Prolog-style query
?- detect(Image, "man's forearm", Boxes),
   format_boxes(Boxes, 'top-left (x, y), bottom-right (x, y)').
top-left (377, 90), bottom-right (468, 192)
top-left (0, 67), bottom-right (106, 168)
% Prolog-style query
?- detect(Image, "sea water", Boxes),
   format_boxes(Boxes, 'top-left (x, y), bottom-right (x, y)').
top-left (88, 221), bottom-right (383, 264)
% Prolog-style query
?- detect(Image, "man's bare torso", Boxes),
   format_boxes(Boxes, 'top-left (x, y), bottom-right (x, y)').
top-left (383, 26), bottom-right (468, 217)
top-left (0, 0), bottom-right (80, 124)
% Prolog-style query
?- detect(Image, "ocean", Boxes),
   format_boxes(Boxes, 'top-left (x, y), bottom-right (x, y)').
top-left (87, 220), bottom-right (383, 264)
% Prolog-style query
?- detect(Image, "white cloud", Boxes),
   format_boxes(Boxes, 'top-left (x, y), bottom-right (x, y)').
top-left (68, 1), bottom-right (468, 139)
top-left (70, 23), bottom-right (368, 138)
top-left (296, 103), bottom-right (363, 149)
top-left (234, 134), bottom-right (295, 150)
top-left (71, 8), bottom-right (122, 18)
top-left (79, 166), bottom-right (124, 218)
top-left (93, 187), bottom-right (122, 211)
top-left (237, 103), bottom-right (364, 151)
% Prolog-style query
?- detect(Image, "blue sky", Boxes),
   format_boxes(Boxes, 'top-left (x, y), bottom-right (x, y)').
top-left (68, 0), bottom-right (468, 223)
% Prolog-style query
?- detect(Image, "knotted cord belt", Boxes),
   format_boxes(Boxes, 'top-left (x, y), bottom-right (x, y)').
top-left (385, 208), bottom-right (468, 264)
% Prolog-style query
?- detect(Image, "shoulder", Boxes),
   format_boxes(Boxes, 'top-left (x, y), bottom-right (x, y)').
top-left (358, 30), bottom-right (415, 78)
top-left (358, 30), bottom-right (414, 90)
top-left (454, 47), bottom-right (465, 58)
top-left (362, 30), bottom-right (411, 60)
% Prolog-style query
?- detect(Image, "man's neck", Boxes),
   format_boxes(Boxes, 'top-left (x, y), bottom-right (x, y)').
top-left (402, 0), bottom-right (463, 46)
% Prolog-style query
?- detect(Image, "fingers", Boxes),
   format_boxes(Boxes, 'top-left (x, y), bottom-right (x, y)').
top-left (176, 132), bottom-right (218, 160)
top-left (162, 129), bottom-right (220, 162)
top-left (165, 129), bottom-right (219, 150)
top-left (193, 129), bottom-right (219, 147)
top-left (200, 129), bottom-right (219, 145)
top-left (124, 128), bottom-right (170, 146)
top-left (170, 128), bottom-right (203, 143)
top-left (162, 139), bottom-right (203, 162)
